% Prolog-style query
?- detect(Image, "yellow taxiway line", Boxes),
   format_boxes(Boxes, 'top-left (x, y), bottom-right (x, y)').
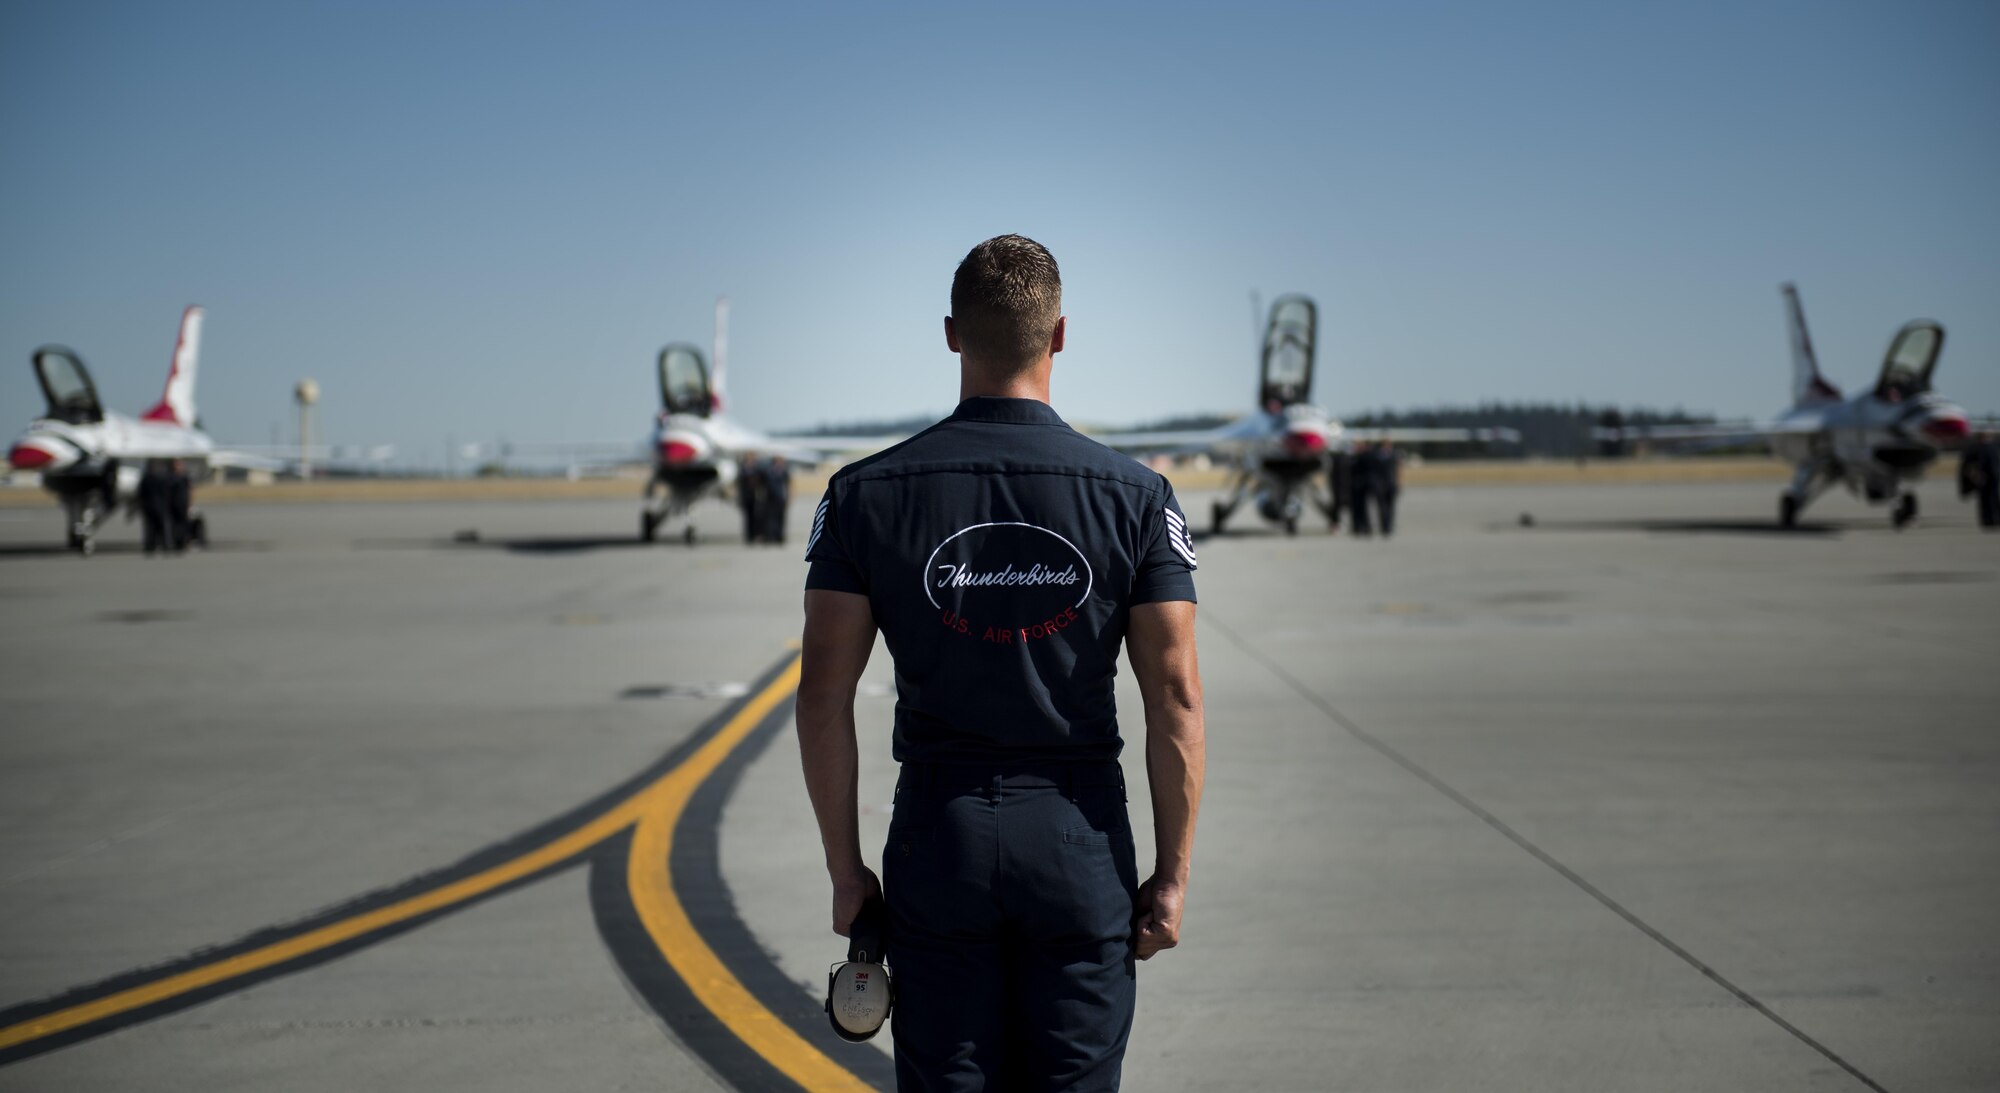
top-left (0, 654), bottom-right (875, 1092)
top-left (626, 654), bottom-right (874, 1091)
top-left (0, 797), bottom-right (640, 1052)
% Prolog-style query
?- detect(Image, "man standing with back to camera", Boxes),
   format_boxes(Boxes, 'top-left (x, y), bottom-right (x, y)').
top-left (796, 235), bottom-right (1206, 1091)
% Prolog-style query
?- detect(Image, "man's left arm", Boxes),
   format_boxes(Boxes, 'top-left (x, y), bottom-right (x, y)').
top-left (797, 588), bottom-right (881, 936)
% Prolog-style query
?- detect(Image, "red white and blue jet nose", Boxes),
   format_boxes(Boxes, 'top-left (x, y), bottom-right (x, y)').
top-left (658, 436), bottom-right (707, 466)
top-left (8, 438), bottom-right (69, 471)
top-left (1281, 427), bottom-right (1327, 458)
top-left (1919, 412), bottom-right (1970, 447)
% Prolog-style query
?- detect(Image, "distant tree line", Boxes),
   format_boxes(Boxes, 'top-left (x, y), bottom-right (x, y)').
top-left (1348, 403), bottom-right (1716, 459)
top-left (785, 403), bottom-right (1720, 459)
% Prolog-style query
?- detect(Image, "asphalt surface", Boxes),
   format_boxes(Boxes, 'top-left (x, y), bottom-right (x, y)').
top-left (0, 477), bottom-right (1994, 1091)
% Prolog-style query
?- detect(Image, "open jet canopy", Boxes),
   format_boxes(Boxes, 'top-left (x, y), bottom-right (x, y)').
top-left (1875, 321), bottom-right (1943, 401)
top-left (1259, 295), bottom-right (1316, 410)
top-left (33, 347), bottom-right (104, 425)
top-left (658, 343), bottom-right (713, 418)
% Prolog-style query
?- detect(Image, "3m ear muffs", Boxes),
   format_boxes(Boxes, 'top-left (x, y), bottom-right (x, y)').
top-left (825, 896), bottom-right (893, 1042)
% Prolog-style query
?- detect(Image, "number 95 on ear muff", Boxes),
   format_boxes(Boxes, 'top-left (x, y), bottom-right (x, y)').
top-left (826, 897), bottom-right (892, 1042)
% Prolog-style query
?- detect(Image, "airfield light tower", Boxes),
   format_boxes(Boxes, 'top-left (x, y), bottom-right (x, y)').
top-left (295, 378), bottom-right (320, 481)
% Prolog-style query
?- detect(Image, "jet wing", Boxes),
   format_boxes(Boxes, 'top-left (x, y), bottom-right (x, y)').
top-left (207, 447), bottom-right (291, 472)
top-left (1591, 421), bottom-right (1812, 445)
top-left (1589, 420), bottom-right (1829, 456)
top-left (760, 435), bottom-right (908, 468)
top-left (1344, 427), bottom-right (1522, 444)
top-left (1089, 417), bottom-right (1264, 456)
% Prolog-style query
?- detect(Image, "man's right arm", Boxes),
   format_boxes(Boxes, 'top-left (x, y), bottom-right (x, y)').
top-left (797, 588), bottom-right (881, 936)
top-left (1125, 599), bottom-right (1205, 960)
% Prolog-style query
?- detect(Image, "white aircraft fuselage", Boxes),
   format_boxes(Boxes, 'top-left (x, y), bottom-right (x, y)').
top-left (1771, 389), bottom-right (1968, 508)
top-left (7, 307), bottom-right (219, 553)
top-left (642, 386), bottom-right (748, 545)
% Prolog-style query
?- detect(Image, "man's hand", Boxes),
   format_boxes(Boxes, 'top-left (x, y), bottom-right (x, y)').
top-left (1132, 874), bottom-right (1186, 960)
top-left (832, 866), bottom-right (883, 937)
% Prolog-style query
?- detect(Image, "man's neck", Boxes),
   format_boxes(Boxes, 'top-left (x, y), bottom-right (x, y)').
top-left (959, 360), bottom-right (1052, 404)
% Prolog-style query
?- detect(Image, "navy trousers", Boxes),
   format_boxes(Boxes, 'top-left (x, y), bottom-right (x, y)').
top-left (885, 763), bottom-right (1140, 1092)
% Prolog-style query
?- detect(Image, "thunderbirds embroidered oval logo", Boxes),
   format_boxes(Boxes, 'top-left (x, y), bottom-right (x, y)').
top-left (922, 522), bottom-right (1094, 645)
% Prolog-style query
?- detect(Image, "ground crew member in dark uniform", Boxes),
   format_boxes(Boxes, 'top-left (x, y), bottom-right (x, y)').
top-left (1962, 430), bottom-right (1999, 529)
top-left (1373, 439), bottom-right (1402, 538)
top-left (1348, 441), bottom-right (1376, 536)
top-left (167, 458), bottom-right (194, 551)
top-left (1324, 449), bottom-right (1348, 531)
top-left (797, 235), bottom-right (1206, 1092)
top-left (138, 459), bottom-right (173, 555)
top-left (762, 454), bottom-right (791, 544)
top-left (738, 452), bottom-right (766, 545)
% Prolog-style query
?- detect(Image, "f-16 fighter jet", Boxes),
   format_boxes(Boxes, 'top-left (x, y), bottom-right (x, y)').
top-left (639, 298), bottom-right (896, 544)
top-left (1602, 284), bottom-right (1973, 528)
top-left (7, 307), bottom-right (267, 555)
top-left (1097, 295), bottom-right (1514, 535)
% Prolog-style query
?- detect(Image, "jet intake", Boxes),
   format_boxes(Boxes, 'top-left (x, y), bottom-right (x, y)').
top-left (1280, 429), bottom-right (1326, 458)
top-left (659, 440), bottom-right (702, 466)
top-left (8, 441), bottom-right (59, 470)
top-left (1920, 414), bottom-right (1969, 446)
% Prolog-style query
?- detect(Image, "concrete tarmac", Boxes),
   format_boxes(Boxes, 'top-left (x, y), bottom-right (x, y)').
top-left (0, 477), bottom-right (1994, 1091)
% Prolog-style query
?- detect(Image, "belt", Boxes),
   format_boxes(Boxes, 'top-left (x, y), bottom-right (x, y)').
top-left (898, 760), bottom-right (1125, 792)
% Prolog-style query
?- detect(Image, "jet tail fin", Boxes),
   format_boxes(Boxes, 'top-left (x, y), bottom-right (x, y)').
top-left (141, 306), bottom-right (203, 425)
top-left (710, 295), bottom-right (729, 413)
top-left (1782, 284), bottom-right (1841, 406)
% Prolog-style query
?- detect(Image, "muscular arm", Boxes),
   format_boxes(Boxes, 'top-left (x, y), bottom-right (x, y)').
top-left (797, 589), bottom-right (882, 935)
top-left (1125, 599), bottom-right (1206, 959)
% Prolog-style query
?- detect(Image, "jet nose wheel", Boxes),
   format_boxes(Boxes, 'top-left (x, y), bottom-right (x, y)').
top-left (1779, 494), bottom-right (1799, 529)
top-left (683, 524), bottom-right (698, 546)
top-left (640, 511), bottom-right (659, 542)
top-left (1892, 493), bottom-right (1918, 529)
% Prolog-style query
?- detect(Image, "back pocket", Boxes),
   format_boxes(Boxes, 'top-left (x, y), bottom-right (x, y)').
top-left (1061, 823), bottom-right (1123, 847)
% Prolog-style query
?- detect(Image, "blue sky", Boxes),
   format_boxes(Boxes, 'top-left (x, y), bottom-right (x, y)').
top-left (2, 1), bottom-right (1995, 465)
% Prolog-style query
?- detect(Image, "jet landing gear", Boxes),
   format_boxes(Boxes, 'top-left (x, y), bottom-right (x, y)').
top-left (1892, 493), bottom-right (1918, 530)
top-left (62, 495), bottom-right (103, 556)
top-left (1256, 492), bottom-right (1302, 536)
top-left (640, 510), bottom-right (699, 546)
top-left (1779, 462), bottom-right (1834, 530)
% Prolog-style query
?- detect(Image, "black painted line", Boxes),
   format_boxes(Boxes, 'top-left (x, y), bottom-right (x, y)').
top-left (589, 674), bottom-right (894, 1091)
top-left (588, 830), bottom-right (805, 1093)
top-left (674, 686), bottom-right (899, 1089)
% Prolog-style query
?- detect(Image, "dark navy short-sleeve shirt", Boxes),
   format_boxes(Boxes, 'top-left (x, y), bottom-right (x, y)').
top-left (804, 396), bottom-right (1198, 765)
